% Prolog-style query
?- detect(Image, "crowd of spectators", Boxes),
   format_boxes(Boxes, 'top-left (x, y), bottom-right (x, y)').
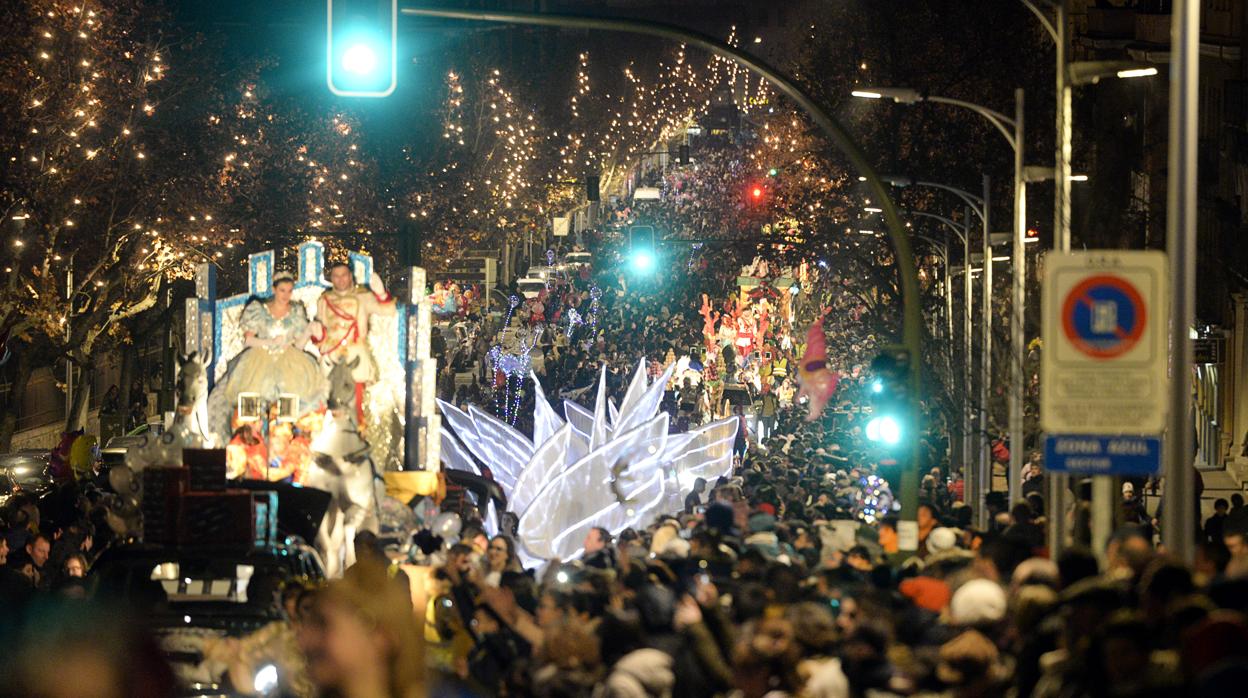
top-left (4, 142), bottom-right (1248, 698)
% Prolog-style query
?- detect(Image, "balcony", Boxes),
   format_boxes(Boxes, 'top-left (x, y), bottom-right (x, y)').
top-left (1086, 7), bottom-right (1135, 39)
top-left (1135, 12), bottom-right (1171, 46)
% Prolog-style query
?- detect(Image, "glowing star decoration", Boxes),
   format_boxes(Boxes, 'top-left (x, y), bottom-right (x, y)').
top-left (797, 319), bottom-right (839, 421)
top-left (854, 475), bottom-right (895, 524)
top-left (564, 307), bottom-right (584, 339)
top-left (439, 360), bottom-right (738, 564)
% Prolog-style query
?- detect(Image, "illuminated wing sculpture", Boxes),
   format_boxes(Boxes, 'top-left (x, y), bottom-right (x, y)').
top-left (531, 371), bottom-right (565, 448)
top-left (518, 415), bottom-right (669, 561)
top-left (438, 360), bottom-right (739, 564)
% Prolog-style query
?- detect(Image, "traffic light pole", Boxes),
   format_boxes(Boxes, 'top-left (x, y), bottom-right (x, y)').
top-left (396, 4), bottom-right (925, 525)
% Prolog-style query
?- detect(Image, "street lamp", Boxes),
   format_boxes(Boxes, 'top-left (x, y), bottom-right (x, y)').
top-left (883, 177), bottom-right (993, 524)
top-left (1068, 60), bottom-right (1159, 85)
top-left (901, 210), bottom-right (978, 509)
top-left (856, 86), bottom-right (1028, 508)
top-left (1015, 1), bottom-right (1160, 554)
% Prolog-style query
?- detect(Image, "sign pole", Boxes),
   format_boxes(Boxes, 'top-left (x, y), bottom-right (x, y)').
top-left (1162, 0), bottom-right (1200, 564)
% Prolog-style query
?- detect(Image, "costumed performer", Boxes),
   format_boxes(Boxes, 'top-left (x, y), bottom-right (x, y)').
top-left (313, 262), bottom-right (396, 426)
top-left (208, 271), bottom-right (326, 443)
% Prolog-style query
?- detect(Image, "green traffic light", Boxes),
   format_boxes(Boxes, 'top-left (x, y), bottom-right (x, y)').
top-left (630, 249), bottom-right (656, 273)
top-left (342, 43), bottom-right (379, 75)
top-left (327, 0), bottom-right (398, 98)
top-left (767, 167), bottom-right (778, 177)
top-left (866, 415), bottom-right (902, 445)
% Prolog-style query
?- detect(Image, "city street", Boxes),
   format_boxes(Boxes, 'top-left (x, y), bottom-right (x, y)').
top-left (1, 1), bottom-right (1246, 697)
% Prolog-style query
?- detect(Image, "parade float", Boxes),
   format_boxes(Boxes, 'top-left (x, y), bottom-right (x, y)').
top-left (115, 242), bottom-right (734, 574)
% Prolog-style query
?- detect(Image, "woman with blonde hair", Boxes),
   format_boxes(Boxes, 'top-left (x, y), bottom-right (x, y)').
top-left (297, 560), bottom-right (424, 698)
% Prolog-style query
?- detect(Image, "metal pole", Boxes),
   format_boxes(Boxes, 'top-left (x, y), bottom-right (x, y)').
top-left (963, 212), bottom-right (973, 517)
top-left (65, 265), bottom-right (73, 425)
top-left (943, 251), bottom-right (956, 468)
top-left (401, 4), bottom-right (927, 531)
top-left (980, 175), bottom-right (992, 528)
top-left (1009, 89), bottom-right (1026, 507)
top-left (1163, 0), bottom-right (1200, 564)
top-left (1048, 0), bottom-right (1072, 556)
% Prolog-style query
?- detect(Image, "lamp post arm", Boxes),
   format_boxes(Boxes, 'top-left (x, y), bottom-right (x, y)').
top-left (911, 234), bottom-right (949, 260)
top-left (925, 96), bottom-right (1018, 149)
top-left (1016, 0), bottom-right (1060, 44)
top-left (912, 181), bottom-right (986, 221)
top-left (906, 210), bottom-right (968, 245)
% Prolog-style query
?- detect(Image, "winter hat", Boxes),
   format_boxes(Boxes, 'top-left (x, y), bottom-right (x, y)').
top-left (936, 630), bottom-right (1005, 686)
top-left (900, 576), bottom-right (952, 612)
top-left (949, 579), bottom-right (1008, 626)
top-left (926, 527), bottom-right (959, 555)
top-left (748, 512), bottom-right (777, 534)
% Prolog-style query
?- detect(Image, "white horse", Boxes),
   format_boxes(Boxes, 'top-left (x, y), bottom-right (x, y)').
top-left (306, 357), bottom-right (381, 577)
top-left (125, 352), bottom-right (214, 472)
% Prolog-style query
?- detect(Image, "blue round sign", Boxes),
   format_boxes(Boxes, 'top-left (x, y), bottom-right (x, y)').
top-left (1061, 275), bottom-right (1147, 359)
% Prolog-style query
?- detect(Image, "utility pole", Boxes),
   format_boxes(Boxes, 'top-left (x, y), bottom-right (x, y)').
top-left (1009, 89), bottom-right (1026, 508)
top-left (1163, 0), bottom-right (1200, 564)
top-left (1047, 0), bottom-right (1072, 561)
top-left (980, 175), bottom-right (992, 529)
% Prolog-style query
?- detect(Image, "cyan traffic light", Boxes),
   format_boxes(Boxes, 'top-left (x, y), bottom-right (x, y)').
top-left (866, 348), bottom-right (910, 448)
top-left (629, 225), bottom-right (657, 275)
top-left (327, 0), bottom-right (398, 98)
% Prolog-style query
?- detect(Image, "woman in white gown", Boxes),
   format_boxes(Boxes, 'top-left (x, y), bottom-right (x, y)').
top-left (208, 272), bottom-right (326, 443)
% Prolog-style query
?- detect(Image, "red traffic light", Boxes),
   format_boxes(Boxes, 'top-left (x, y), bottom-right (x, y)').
top-left (749, 184), bottom-right (765, 201)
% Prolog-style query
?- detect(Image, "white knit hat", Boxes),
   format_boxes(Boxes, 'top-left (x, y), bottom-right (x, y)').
top-left (949, 578), bottom-right (1007, 626)
top-left (926, 527), bottom-right (959, 555)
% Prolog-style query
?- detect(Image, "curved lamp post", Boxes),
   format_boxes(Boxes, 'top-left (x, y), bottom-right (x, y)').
top-left (398, 6), bottom-right (926, 522)
top-left (855, 86), bottom-right (1029, 508)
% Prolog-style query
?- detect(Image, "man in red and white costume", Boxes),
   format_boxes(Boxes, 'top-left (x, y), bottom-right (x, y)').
top-left (312, 262), bottom-right (396, 425)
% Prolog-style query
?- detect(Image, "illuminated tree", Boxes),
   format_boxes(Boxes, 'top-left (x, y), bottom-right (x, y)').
top-left (0, 0), bottom-right (277, 430)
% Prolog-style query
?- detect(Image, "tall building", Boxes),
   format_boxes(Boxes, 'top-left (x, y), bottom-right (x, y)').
top-left (1072, 1), bottom-right (1246, 486)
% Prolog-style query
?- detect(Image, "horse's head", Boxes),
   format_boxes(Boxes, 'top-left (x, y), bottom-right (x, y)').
top-left (176, 351), bottom-right (208, 407)
top-left (325, 356), bottom-right (359, 413)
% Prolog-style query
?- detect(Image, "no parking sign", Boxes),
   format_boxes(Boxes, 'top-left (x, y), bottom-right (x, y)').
top-left (1041, 251), bottom-right (1169, 440)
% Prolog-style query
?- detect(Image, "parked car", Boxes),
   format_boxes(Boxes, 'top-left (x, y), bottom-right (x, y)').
top-left (0, 451), bottom-right (53, 505)
top-left (90, 540), bottom-right (324, 696)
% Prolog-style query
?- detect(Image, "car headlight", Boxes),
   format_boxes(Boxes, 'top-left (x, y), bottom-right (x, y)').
top-left (253, 664), bottom-right (278, 695)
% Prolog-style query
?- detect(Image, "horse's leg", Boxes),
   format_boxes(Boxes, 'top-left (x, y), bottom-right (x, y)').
top-left (319, 504), bottom-right (345, 578)
top-left (340, 462), bottom-right (377, 571)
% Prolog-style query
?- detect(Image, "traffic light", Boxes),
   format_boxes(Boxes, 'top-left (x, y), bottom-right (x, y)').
top-left (748, 183), bottom-right (766, 203)
top-left (399, 220), bottom-right (423, 267)
top-left (767, 167), bottom-right (779, 177)
top-left (327, 0), bottom-right (398, 98)
top-left (586, 175), bottom-right (601, 202)
top-left (677, 144), bottom-right (690, 165)
top-left (628, 225), bottom-right (656, 274)
top-left (866, 347), bottom-right (910, 447)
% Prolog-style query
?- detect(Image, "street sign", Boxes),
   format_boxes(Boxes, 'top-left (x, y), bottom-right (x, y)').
top-left (1044, 434), bottom-right (1161, 475)
top-left (1041, 251), bottom-right (1169, 434)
